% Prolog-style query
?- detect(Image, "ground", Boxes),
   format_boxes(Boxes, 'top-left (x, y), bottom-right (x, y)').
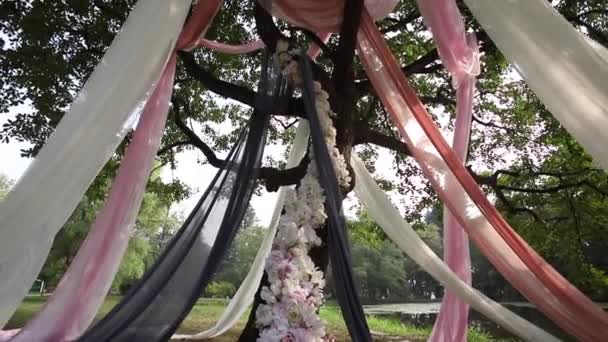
top-left (6, 296), bottom-right (512, 341)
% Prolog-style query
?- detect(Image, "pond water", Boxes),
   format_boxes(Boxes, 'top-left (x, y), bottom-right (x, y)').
top-left (363, 302), bottom-right (608, 341)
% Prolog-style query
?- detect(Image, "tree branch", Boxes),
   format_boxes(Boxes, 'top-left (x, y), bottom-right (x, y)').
top-left (259, 154), bottom-right (310, 192)
top-left (496, 180), bottom-right (604, 195)
top-left (379, 12), bottom-right (422, 34)
top-left (170, 99), bottom-right (309, 191)
top-left (178, 51), bottom-right (257, 107)
top-left (178, 51), bottom-right (305, 118)
top-left (354, 125), bottom-right (410, 156)
top-left (355, 48), bottom-right (441, 94)
top-left (171, 98), bottom-right (225, 167)
top-left (493, 187), bottom-right (543, 221)
top-left (472, 115), bottom-right (513, 132)
top-left (157, 140), bottom-right (194, 156)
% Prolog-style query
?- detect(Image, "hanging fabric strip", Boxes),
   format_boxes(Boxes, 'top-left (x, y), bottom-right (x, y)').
top-left (305, 32), bottom-right (333, 60)
top-left (462, 0), bottom-right (608, 171)
top-left (586, 37), bottom-right (608, 63)
top-left (78, 52), bottom-right (274, 342)
top-left (299, 54), bottom-right (372, 342)
top-left (76, 124), bottom-right (244, 341)
top-left (176, 0), bottom-right (224, 51)
top-left (415, 1), bottom-right (480, 341)
top-left (10, 56), bottom-right (177, 342)
top-left (357, 10), bottom-right (608, 341)
top-left (351, 155), bottom-right (558, 342)
top-left (172, 35), bottom-right (329, 340)
top-left (172, 122), bottom-right (310, 341)
top-left (196, 39), bottom-right (265, 54)
top-left (429, 77), bottom-right (476, 342)
top-left (0, 0), bottom-right (191, 328)
top-left (2, 0), bottom-right (226, 338)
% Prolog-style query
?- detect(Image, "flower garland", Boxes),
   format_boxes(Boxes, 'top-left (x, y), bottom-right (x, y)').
top-left (255, 41), bottom-right (350, 342)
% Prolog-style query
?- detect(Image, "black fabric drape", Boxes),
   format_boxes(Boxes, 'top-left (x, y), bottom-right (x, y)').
top-left (78, 53), bottom-right (278, 342)
top-left (298, 53), bottom-right (373, 342)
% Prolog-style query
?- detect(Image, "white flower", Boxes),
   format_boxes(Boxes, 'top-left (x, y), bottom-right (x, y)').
top-left (299, 224), bottom-right (321, 246)
top-left (302, 309), bottom-right (325, 336)
top-left (295, 255), bottom-right (316, 275)
top-left (272, 301), bottom-right (291, 327)
top-left (310, 270), bottom-right (326, 287)
top-left (270, 282), bottom-right (282, 296)
top-left (277, 220), bottom-right (299, 247)
top-left (308, 287), bottom-right (324, 306)
top-left (317, 90), bottom-right (330, 101)
top-left (289, 244), bottom-right (307, 257)
top-left (256, 304), bottom-right (274, 327)
top-left (315, 99), bottom-right (331, 114)
top-left (258, 326), bottom-right (285, 342)
top-left (313, 81), bottom-right (323, 93)
top-left (261, 286), bottom-right (277, 304)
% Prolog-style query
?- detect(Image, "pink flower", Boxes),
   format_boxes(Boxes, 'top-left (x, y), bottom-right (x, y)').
top-left (280, 332), bottom-right (296, 342)
top-left (289, 328), bottom-right (316, 341)
top-left (284, 284), bottom-right (310, 303)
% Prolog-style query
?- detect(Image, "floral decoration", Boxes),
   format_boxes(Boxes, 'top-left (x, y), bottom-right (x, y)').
top-left (255, 40), bottom-right (350, 342)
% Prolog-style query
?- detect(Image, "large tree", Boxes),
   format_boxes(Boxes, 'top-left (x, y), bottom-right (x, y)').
top-left (2, 0), bottom-right (608, 337)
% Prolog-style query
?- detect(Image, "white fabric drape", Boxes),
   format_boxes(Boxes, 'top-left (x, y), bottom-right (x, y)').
top-left (350, 155), bottom-right (559, 342)
top-left (587, 37), bottom-right (608, 64)
top-left (0, 0), bottom-right (191, 327)
top-left (463, 0), bottom-right (608, 170)
top-left (172, 121), bottom-right (310, 340)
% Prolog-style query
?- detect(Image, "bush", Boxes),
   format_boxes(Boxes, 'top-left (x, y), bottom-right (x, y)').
top-left (205, 281), bottom-right (236, 298)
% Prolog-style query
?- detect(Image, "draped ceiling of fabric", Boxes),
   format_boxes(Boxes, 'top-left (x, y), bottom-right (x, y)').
top-left (1, 0), bottom-right (607, 341)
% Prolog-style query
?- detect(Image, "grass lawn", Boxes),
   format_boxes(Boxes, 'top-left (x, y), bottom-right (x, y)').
top-left (6, 296), bottom-right (508, 341)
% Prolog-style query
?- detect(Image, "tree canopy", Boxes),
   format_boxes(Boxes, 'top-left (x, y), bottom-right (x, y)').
top-left (1, 0), bottom-right (607, 304)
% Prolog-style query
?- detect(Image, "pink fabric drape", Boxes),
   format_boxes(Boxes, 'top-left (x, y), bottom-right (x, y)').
top-left (196, 39), bottom-right (266, 54)
top-left (430, 77), bottom-right (476, 342)
top-left (8, 2), bottom-right (225, 341)
top-left (177, 1), bottom-right (224, 51)
top-left (262, 0), bottom-right (398, 32)
top-left (191, 32), bottom-right (332, 57)
top-left (356, 10), bottom-right (608, 341)
top-left (307, 32), bottom-right (333, 59)
top-left (416, 1), bottom-right (480, 341)
top-left (415, 0), bottom-right (480, 88)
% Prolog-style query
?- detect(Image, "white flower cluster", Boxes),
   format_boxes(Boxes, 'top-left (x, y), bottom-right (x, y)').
top-left (255, 41), bottom-right (350, 342)
top-left (310, 81), bottom-right (351, 188)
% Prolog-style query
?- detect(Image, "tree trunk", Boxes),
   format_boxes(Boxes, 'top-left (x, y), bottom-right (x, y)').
top-left (239, 1), bottom-right (361, 338)
top-left (238, 222), bottom-right (330, 341)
